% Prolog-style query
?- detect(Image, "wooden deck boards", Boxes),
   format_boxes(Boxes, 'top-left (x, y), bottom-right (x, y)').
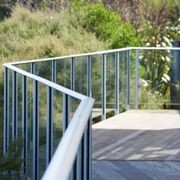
top-left (92, 160), bottom-right (180, 180)
top-left (92, 110), bottom-right (180, 160)
top-left (92, 110), bottom-right (180, 179)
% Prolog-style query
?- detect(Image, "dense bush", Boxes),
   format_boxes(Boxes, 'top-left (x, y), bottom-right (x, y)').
top-left (72, 2), bottom-right (141, 48)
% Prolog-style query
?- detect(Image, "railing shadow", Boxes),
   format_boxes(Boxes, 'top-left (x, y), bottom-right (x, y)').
top-left (92, 128), bottom-right (180, 161)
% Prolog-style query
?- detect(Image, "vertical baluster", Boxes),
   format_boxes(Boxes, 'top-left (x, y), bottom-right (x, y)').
top-left (16, 74), bottom-right (18, 138)
top-left (22, 75), bottom-right (28, 175)
top-left (115, 52), bottom-right (120, 115)
top-left (63, 94), bottom-right (69, 133)
top-left (52, 60), bottom-right (56, 83)
top-left (71, 57), bottom-right (75, 91)
top-left (12, 71), bottom-right (18, 140)
top-left (31, 62), bottom-right (35, 142)
top-left (31, 63), bottom-right (35, 74)
top-left (102, 54), bottom-right (106, 120)
top-left (71, 57), bottom-right (77, 180)
top-left (31, 62), bottom-right (35, 179)
top-left (126, 50), bottom-right (130, 110)
top-left (87, 55), bottom-right (92, 98)
top-left (87, 117), bottom-right (92, 180)
top-left (135, 49), bottom-right (139, 110)
top-left (81, 55), bottom-right (92, 180)
top-left (3, 67), bottom-right (9, 154)
top-left (81, 133), bottom-right (85, 180)
top-left (64, 59), bottom-right (67, 87)
top-left (46, 87), bottom-right (53, 167)
top-left (45, 60), bottom-right (56, 166)
top-left (76, 145), bottom-right (82, 180)
top-left (33, 80), bottom-right (39, 180)
top-left (63, 93), bottom-right (72, 180)
top-left (82, 127), bottom-right (89, 180)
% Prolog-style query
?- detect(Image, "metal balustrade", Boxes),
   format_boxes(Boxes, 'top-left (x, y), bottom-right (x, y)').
top-left (3, 47), bottom-right (180, 180)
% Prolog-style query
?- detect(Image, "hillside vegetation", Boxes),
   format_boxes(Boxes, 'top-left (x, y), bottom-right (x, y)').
top-left (0, 2), bottom-right (140, 99)
top-left (0, 5), bottom-right (107, 108)
top-left (0, 6), bottom-right (107, 63)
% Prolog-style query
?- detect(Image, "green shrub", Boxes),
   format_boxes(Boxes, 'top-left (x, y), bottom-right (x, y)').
top-left (0, 139), bottom-right (23, 175)
top-left (0, 5), bottom-right (12, 21)
top-left (72, 2), bottom-right (141, 48)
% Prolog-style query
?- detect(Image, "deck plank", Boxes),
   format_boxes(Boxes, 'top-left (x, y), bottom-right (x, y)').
top-left (92, 110), bottom-right (180, 160)
top-left (92, 160), bottom-right (180, 180)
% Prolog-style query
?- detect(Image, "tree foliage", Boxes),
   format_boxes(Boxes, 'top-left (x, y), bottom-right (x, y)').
top-left (72, 2), bottom-right (140, 48)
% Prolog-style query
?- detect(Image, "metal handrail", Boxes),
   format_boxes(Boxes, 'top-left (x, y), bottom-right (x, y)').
top-left (4, 61), bottom-right (94, 180)
top-left (7, 47), bottom-right (180, 65)
top-left (42, 97), bottom-right (94, 180)
top-left (4, 63), bottom-right (86, 100)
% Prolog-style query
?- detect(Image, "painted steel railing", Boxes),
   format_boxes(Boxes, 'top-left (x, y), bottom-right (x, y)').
top-left (3, 47), bottom-right (180, 180)
top-left (4, 62), bottom-right (94, 180)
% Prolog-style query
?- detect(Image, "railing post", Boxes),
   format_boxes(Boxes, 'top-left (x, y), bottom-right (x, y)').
top-left (87, 55), bottom-right (92, 98)
top-left (12, 71), bottom-right (18, 140)
top-left (31, 63), bottom-right (35, 74)
top-left (126, 50), bottom-right (130, 110)
top-left (46, 87), bottom-right (53, 167)
top-left (22, 75), bottom-right (28, 175)
top-left (33, 80), bottom-right (39, 180)
top-left (87, 117), bottom-right (92, 180)
top-left (63, 94), bottom-right (69, 133)
top-left (135, 49), bottom-right (139, 110)
top-left (63, 60), bottom-right (67, 87)
top-left (3, 67), bottom-right (9, 155)
top-left (115, 52), bottom-right (120, 115)
top-left (63, 93), bottom-right (73, 180)
top-left (45, 60), bottom-right (56, 166)
top-left (81, 118), bottom-right (92, 180)
top-left (80, 56), bottom-right (92, 180)
top-left (31, 62), bottom-right (35, 178)
top-left (52, 60), bottom-right (57, 83)
top-left (71, 57), bottom-right (75, 91)
top-left (63, 93), bottom-right (76, 180)
top-left (82, 130), bottom-right (86, 180)
top-left (76, 145), bottom-right (82, 180)
top-left (71, 57), bottom-right (79, 180)
top-left (102, 54), bottom-right (106, 120)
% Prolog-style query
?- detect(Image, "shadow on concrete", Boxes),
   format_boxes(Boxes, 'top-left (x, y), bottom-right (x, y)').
top-left (92, 128), bottom-right (180, 161)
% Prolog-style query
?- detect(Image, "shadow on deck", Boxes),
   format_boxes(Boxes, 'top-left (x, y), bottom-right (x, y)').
top-left (92, 110), bottom-right (180, 180)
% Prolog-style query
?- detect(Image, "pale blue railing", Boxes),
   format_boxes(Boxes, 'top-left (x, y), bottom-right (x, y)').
top-left (3, 47), bottom-right (180, 180)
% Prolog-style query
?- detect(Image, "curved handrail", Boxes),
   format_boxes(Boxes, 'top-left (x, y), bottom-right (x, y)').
top-left (4, 61), bottom-right (94, 180)
top-left (4, 63), bottom-right (86, 100)
top-left (42, 97), bottom-right (94, 180)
